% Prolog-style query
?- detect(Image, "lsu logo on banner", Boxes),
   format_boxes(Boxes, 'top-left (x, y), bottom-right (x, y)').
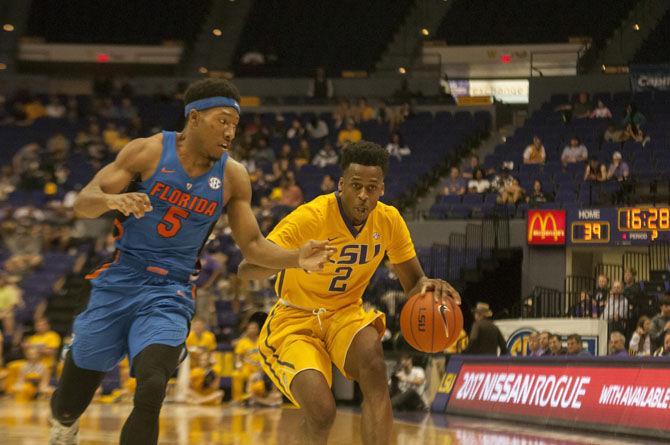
top-left (438, 373), bottom-right (457, 394)
top-left (506, 328), bottom-right (537, 356)
top-left (527, 210), bottom-right (566, 245)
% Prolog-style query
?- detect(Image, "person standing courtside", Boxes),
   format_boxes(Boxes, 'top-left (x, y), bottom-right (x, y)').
top-left (464, 303), bottom-right (508, 355)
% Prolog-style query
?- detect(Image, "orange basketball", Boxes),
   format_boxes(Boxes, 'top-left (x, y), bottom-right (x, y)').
top-left (400, 291), bottom-right (463, 353)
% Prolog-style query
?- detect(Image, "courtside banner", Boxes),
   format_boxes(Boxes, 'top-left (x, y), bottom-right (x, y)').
top-left (445, 358), bottom-right (670, 438)
top-left (527, 210), bottom-right (566, 245)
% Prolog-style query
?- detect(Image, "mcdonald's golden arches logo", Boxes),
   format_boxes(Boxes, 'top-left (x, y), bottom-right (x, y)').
top-left (527, 210), bottom-right (566, 245)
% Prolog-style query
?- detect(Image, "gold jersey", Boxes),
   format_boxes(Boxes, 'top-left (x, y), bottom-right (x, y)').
top-left (267, 193), bottom-right (415, 310)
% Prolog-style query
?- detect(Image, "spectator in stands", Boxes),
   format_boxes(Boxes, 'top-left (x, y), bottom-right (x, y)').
top-left (604, 123), bottom-right (626, 143)
top-left (561, 137), bottom-right (588, 167)
top-left (584, 157), bottom-right (607, 182)
top-left (566, 333), bottom-right (590, 356)
top-left (607, 152), bottom-right (630, 182)
top-left (185, 317), bottom-right (217, 366)
top-left (467, 168), bottom-right (490, 194)
top-left (442, 166), bottom-right (466, 197)
top-left (9, 345), bottom-right (52, 400)
top-left (0, 272), bottom-right (22, 340)
top-left (497, 178), bottom-right (525, 205)
top-left (337, 118), bottom-right (362, 148)
top-left (0, 165), bottom-right (17, 200)
top-left (539, 331), bottom-right (551, 355)
top-left (590, 99), bottom-right (612, 119)
top-left (187, 351), bottom-right (223, 405)
top-left (320, 174), bottom-right (336, 194)
top-left (276, 172), bottom-right (304, 208)
top-left (385, 132), bottom-right (411, 161)
top-left (23, 96), bottom-right (47, 123)
top-left (306, 116), bottom-right (329, 140)
top-left (295, 139), bottom-right (312, 168)
top-left (526, 180), bottom-right (549, 205)
top-left (45, 96), bottom-right (66, 119)
top-left (389, 354), bottom-right (426, 411)
top-left (593, 274), bottom-right (610, 312)
top-left (653, 331), bottom-right (670, 357)
top-left (25, 318), bottom-right (61, 371)
top-left (334, 99), bottom-right (353, 129)
top-left (622, 103), bottom-right (648, 145)
top-left (548, 334), bottom-right (566, 356)
top-left (119, 98), bottom-right (138, 120)
top-left (608, 331), bottom-right (628, 357)
top-left (13, 142), bottom-right (46, 190)
top-left (629, 316), bottom-right (652, 356)
top-left (312, 142), bottom-right (339, 168)
top-left (527, 332), bottom-right (544, 357)
top-left (254, 137), bottom-right (276, 165)
top-left (464, 303), bottom-right (508, 355)
top-left (572, 92), bottom-right (592, 119)
top-left (286, 118), bottom-right (306, 140)
top-left (491, 164), bottom-right (514, 194)
top-left (602, 281), bottom-right (630, 333)
top-left (376, 100), bottom-right (391, 125)
top-left (523, 136), bottom-right (546, 165)
top-left (307, 67), bottom-right (333, 100)
top-left (355, 98), bottom-right (375, 123)
top-left (570, 290), bottom-right (598, 318)
top-left (461, 154), bottom-right (481, 180)
top-left (623, 267), bottom-right (651, 318)
top-left (650, 295), bottom-right (670, 349)
top-left (232, 320), bottom-right (262, 402)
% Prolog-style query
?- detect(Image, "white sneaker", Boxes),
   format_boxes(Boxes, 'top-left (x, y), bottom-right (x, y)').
top-left (49, 418), bottom-right (79, 445)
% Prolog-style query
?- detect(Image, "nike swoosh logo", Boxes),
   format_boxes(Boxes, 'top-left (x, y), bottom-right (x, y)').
top-left (161, 168), bottom-right (176, 173)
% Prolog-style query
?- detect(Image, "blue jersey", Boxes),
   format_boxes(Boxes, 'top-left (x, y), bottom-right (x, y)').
top-left (114, 131), bottom-right (227, 280)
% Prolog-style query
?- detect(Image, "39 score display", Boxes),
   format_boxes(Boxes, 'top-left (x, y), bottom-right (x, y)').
top-left (571, 221), bottom-right (610, 243)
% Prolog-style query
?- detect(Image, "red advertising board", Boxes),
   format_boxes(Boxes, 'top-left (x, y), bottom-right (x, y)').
top-left (447, 362), bottom-right (670, 434)
top-left (527, 210), bottom-right (566, 245)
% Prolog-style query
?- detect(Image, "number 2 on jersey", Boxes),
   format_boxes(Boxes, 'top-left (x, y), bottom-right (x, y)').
top-left (157, 206), bottom-right (190, 238)
top-left (329, 266), bottom-right (353, 292)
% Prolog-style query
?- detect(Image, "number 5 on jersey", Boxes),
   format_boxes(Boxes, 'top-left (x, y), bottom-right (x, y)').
top-left (157, 206), bottom-right (190, 238)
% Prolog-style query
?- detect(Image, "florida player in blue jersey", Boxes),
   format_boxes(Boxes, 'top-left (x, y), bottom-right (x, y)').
top-left (48, 79), bottom-right (333, 445)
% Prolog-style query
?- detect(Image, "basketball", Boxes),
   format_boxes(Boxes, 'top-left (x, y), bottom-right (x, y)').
top-left (400, 291), bottom-right (463, 353)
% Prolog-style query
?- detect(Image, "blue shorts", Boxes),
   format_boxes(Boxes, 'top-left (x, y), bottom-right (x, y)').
top-left (70, 262), bottom-right (195, 373)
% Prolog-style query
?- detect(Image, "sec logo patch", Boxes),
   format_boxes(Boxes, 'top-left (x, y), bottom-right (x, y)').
top-left (209, 177), bottom-right (222, 190)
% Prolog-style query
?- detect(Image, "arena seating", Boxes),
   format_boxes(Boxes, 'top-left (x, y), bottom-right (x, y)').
top-left (233, 0), bottom-right (414, 76)
top-left (435, 0), bottom-right (639, 46)
top-left (430, 90), bottom-right (670, 219)
top-left (633, 9), bottom-right (670, 63)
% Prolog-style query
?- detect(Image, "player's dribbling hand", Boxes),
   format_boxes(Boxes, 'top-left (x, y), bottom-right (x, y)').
top-left (298, 239), bottom-right (337, 272)
top-left (106, 193), bottom-right (153, 218)
top-left (419, 277), bottom-right (461, 306)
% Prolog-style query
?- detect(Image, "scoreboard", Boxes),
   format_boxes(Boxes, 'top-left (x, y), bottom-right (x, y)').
top-left (527, 207), bottom-right (670, 246)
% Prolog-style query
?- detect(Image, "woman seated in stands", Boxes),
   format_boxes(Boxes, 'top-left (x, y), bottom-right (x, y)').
top-left (497, 178), bottom-right (525, 204)
top-left (629, 316), bottom-right (652, 356)
top-left (584, 157), bottom-right (607, 182)
top-left (590, 100), bottom-right (612, 119)
top-left (8, 345), bottom-right (53, 401)
top-left (526, 179), bottom-right (549, 205)
top-left (467, 168), bottom-right (490, 194)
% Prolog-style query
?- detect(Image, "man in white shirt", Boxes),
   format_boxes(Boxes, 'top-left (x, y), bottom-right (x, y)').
top-left (389, 354), bottom-right (426, 411)
top-left (561, 137), bottom-right (588, 166)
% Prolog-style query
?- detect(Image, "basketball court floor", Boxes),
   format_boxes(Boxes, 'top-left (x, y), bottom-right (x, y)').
top-left (0, 400), bottom-right (663, 444)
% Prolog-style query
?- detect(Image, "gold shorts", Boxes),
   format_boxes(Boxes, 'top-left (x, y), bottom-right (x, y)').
top-left (258, 301), bottom-right (385, 406)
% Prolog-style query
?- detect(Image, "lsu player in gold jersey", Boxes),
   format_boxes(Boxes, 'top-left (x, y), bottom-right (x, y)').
top-left (238, 141), bottom-right (460, 445)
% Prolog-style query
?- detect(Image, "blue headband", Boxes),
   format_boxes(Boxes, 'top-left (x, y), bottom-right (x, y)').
top-left (184, 96), bottom-right (241, 117)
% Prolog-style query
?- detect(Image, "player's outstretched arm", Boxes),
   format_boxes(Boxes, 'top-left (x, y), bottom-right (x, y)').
top-left (393, 256), bottom-right (461, 306)
top-left (73, 137), bottom-right (154, 219)
top-left (237, 259), bottom-right (280, 281)
top-left (225, 160), bottom-right (332, 271)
